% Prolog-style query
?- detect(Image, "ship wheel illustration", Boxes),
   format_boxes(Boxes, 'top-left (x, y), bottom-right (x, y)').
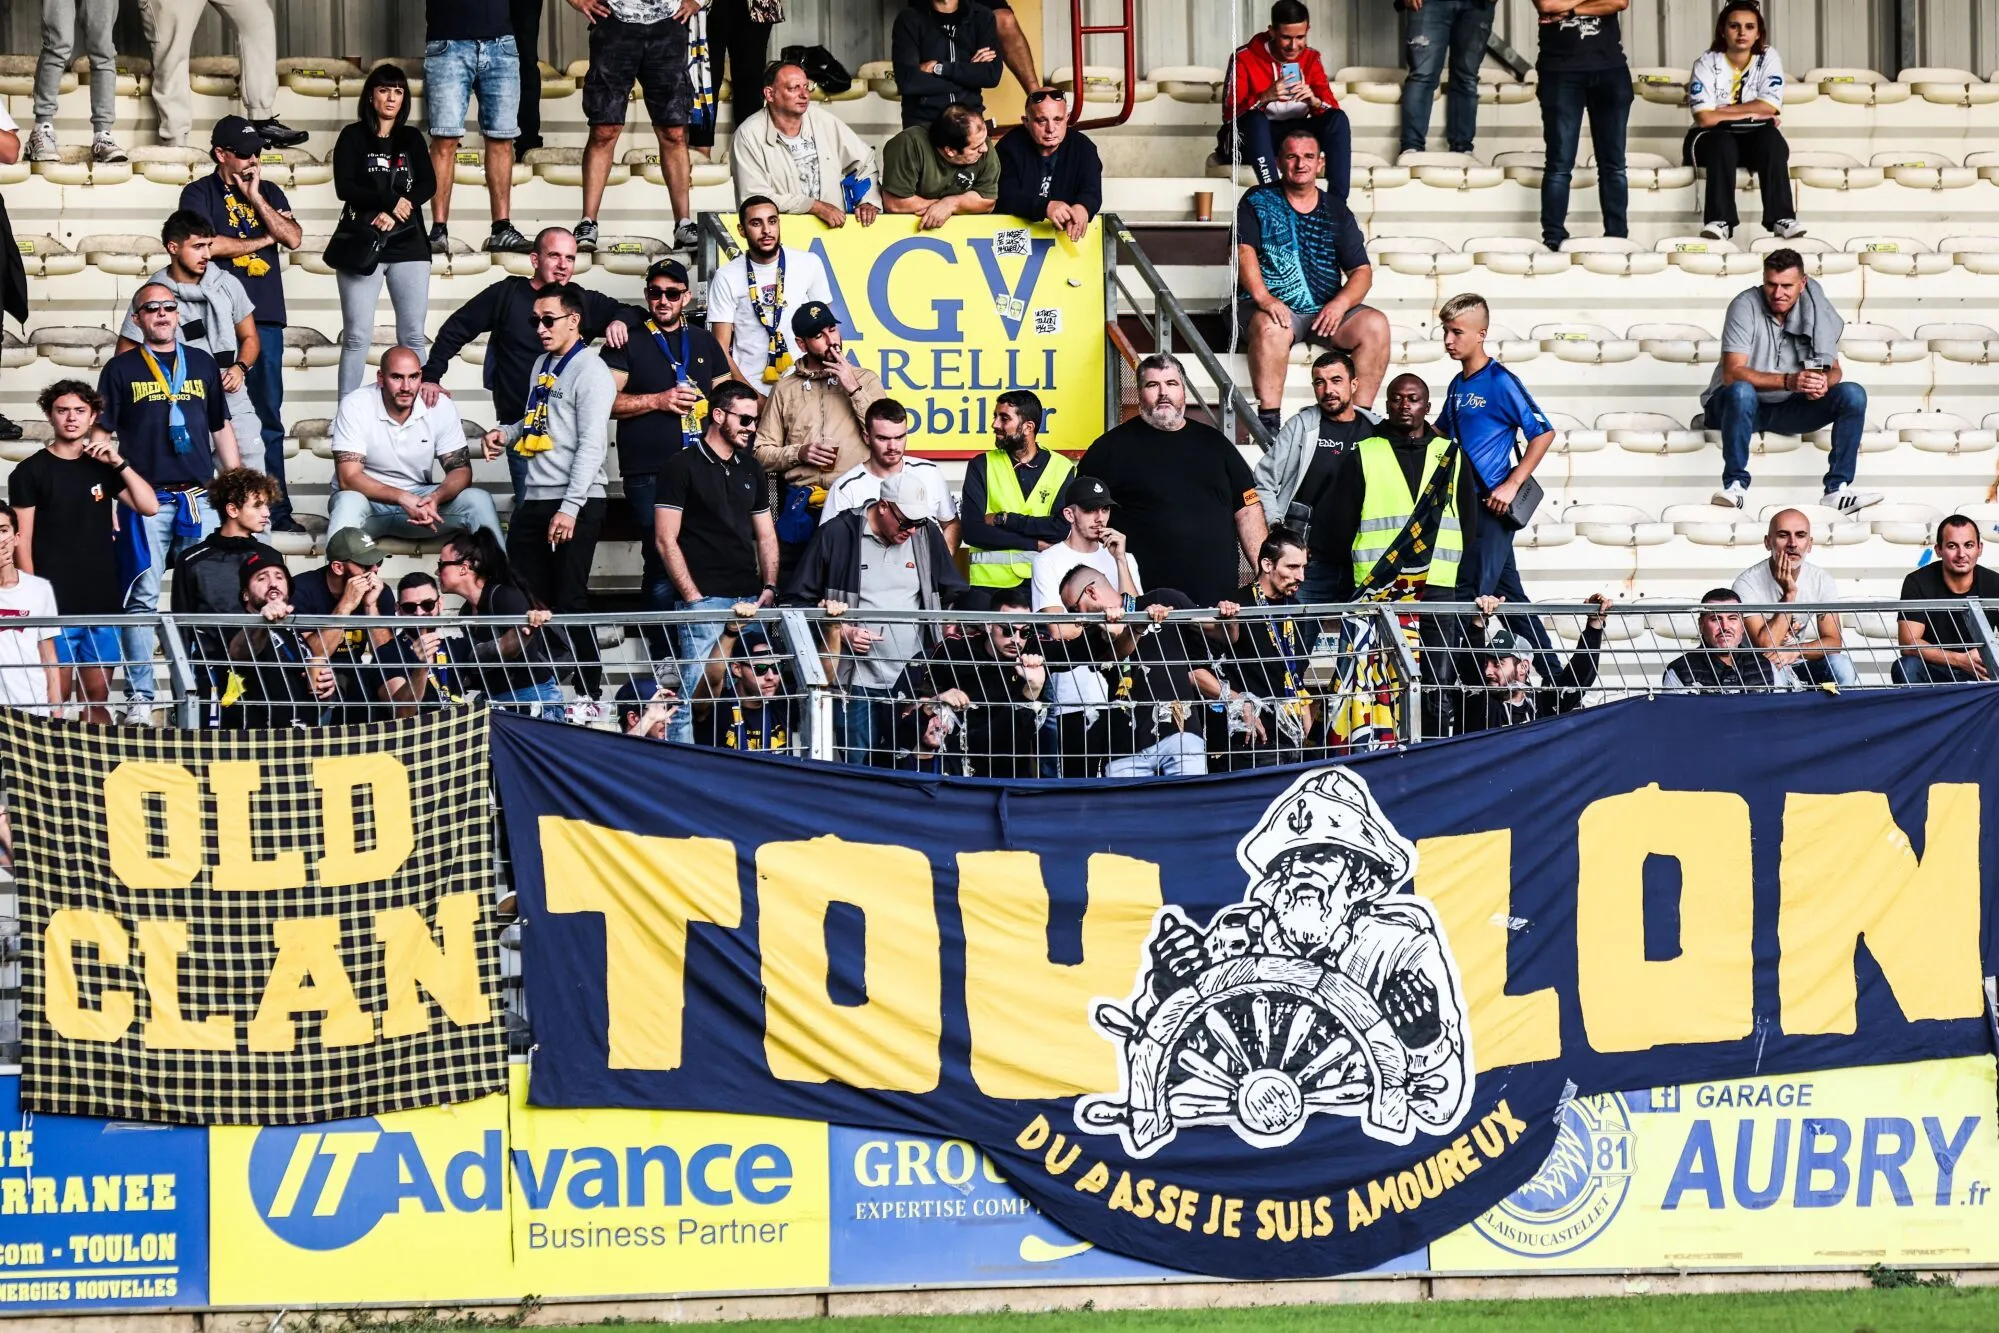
top-left (1077, 954), bottom-right (1414, 1154)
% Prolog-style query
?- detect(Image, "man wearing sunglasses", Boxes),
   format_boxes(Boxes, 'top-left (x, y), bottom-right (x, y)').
top-left (895, 583), bottom-right (1046, 778)
top-left (693, 620), bottom-right (798, 753)
top-left (604, 258), bottom-right (738, 621)
top-left (785, 471), bottom-right (969, 765)
top-left (996, 90), bottom-right (1102, 244)
top-left (376, 571), bottom-right (466, 717)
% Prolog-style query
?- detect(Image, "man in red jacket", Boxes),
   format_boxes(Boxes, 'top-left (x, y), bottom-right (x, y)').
top-left (1220, 0), bottom-right (1351, 201)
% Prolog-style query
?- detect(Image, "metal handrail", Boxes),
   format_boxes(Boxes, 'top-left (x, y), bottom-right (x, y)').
top-left (1101, 212), bottom-right (1273, 452)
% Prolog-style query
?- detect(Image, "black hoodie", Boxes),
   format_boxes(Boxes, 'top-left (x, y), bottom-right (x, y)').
top-left (891, 1), bottom-right (1003, 128)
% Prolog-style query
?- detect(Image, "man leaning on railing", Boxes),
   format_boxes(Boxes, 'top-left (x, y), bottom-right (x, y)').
top-left (1660, 589), bottom-right (1776, 693)
top-left (1896, 515), bottom-right (1999, 685)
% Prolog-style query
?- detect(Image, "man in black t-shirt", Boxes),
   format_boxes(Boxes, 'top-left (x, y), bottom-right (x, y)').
top-left (1079, 354), bottom-right (1268, 608)
top-left (12, 380), bottom-right (161, 723)
top-left (1533, 0), bottom-right (1632, 251)
top-left (1895, 515), bottom-right (1999, 684)
top-left (897, 585), bottom-right (1048, 778)
top-left (1250, 349), bottom-right (1375, 605)
top-left (603, 259), bottom-right (736, 619)
top-left (693, 621), bottom-right (800, 754)
top-left (1059, 568), bottom-right (1222, 777)
top-left (1215, 530), bottom-right (1320, 768)
top-left (376, 572), bottom-right (472, 717)
top-left (222, 554), bottom-right (337, 731)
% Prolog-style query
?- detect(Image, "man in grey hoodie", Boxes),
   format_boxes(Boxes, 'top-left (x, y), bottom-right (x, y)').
top-left (485, 281), bottom-right (614, 698)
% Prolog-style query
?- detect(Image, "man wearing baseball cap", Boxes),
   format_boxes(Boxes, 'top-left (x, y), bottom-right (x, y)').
top-left (1461, 594), bottom-right (1608, 733)
top-left (754, 299), bottom-right (885, 583)
top-left (602, 258), bottom-right (737, 622)
top-left (285, 527), bottom-right (397, 720)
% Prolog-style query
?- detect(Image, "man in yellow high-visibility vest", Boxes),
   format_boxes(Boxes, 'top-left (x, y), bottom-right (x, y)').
top-left (959, 388), bottom-right (1075, 605)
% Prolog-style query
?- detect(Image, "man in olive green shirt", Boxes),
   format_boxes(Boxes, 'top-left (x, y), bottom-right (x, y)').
top-left (882, 103), bottom-right (999, 231)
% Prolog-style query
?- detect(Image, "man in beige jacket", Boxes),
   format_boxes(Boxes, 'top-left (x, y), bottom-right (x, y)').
top-left (756, 301), bottom-right (885, 579)
top-left (731, 61), bottom-right (882, 227)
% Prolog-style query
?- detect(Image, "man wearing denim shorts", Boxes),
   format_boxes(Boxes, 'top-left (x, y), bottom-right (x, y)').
top-left (576, 0), bottom-right (700, 254)
top-left (425, 0), bottom-right (533, 254)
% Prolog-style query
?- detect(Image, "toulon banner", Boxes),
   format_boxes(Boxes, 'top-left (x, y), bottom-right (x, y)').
top-left (490, 688), bottom-right (1999, 1277)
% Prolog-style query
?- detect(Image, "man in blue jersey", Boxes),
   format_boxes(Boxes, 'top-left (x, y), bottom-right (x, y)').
top-left (1236, 124), bottom-right (1389, 432)
top-left (1435, 292), bottom-right (1558, 665)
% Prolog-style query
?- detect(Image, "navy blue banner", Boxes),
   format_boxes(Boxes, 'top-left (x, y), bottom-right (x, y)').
top-left (492, 687), bottom-right (1999, 1278)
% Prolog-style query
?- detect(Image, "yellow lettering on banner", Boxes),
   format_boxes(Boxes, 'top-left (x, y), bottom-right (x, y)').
top-left (1417, 830), bottom-right (1560, 1072)
top-left (246, 918), bottom-right (373, 1052)
top-left (136, 920), bottom-right (233, 1050)
top-left (313, 754), bottom-right (415, 887)
top-left (959, 851), bottom-right (1161, 1098)
top-left (1778, 783), bottom-right (1983, 1034)
top-left (539, 819), bottom-right (741, 1070)
top-left (375, 892), bottom-right (493, 1038)
top-left (759, 837), bottom-right (941, 1092)
top-left (45, 909), bottom-right (133, 1042)
top-left (210, 760), bottom-right (308, 891)
top-left (1576, 785), bottom-right (1753, 1052)
top-left (104, 762), bottom-right (203, 890)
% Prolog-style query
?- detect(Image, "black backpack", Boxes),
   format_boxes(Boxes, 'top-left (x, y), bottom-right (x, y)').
top-left (781, 43), bottom-right (853, 97)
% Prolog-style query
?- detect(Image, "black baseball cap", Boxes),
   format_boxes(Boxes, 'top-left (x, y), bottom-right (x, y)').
top-left (644, 258), bottom-right (690, 288)
top-left (1067, 476), bottom-right (1115, 510)
top-left (736, 626), bottom-right (775, 658)
top-left (211, 115), bottom-right (264, 158)
top-left (791, 301), bottom-right (840, 338)
top-left (238, 549), bottom-right (288, 591)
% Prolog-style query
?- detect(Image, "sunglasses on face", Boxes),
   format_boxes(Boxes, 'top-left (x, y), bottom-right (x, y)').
top-left (889, 512), bottom-right (923, 535)
top-left (992, 623), bottom-right (1029, 637)
top-left (399, 598), bottom-right (439, 613)
top-left (725, 410), bottom-right (759, 426)
top-left (646, 286), bottom-right (688, 301)
top-left (533, 312), bottom-right (576, 329)
top-left (437, 557), bottom-right (468, 569)
top-left (139, 301), bottom-right (179, 315)
top-left (741, 658), bottom-right (781, 675)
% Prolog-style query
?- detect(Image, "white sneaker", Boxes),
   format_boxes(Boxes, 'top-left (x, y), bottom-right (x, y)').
top-left (26, 124), bottom-right (57, 163)
top-left (91, 132), bottom-right (126, 163)
top-left (1823, 484), bottom-right (1882, 515)
top-left (566, 700), bottom-right (611, 728)
top-left (122, 701), bottom-right (156, 727)
top-left (1700, 220), bottom-right (1732, 241)
top-left (1712, 482), bottom-right (1748, 508)
top-left (1770, 218), bottom-right (1807, 240)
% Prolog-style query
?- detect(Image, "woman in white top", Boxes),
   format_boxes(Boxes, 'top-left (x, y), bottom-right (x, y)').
top-left (1684, 1), bottom-right (1802, 242)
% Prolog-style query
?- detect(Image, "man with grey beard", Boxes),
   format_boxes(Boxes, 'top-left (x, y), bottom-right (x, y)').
top-left (1079, 353), bottom-right (1269, 607)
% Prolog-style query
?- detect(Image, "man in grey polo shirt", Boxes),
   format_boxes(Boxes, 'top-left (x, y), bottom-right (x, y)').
top-left (1704, 247), bottom-right (1879, 516)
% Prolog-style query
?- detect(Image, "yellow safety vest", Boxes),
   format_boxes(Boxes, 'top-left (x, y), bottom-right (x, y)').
top-left (1350, 433), bottom-right (1463, 594)
top-left (966, 448), bottom-right (1076, 587)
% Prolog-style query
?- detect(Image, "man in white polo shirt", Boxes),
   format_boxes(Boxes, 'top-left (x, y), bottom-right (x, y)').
top-left (820, 398), bottom-right (959, 548)
top-left (328, 345), bottom-right (503, 542)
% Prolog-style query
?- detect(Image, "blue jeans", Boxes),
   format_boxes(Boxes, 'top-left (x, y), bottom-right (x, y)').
top-left (1894, 655), bottom-right (1980, 685)
top-left (623, 473), bottom-right (672, 613)
top-left (1455, 514), bottom-right (1558, 677)
top-left (838, 686), bottom-right (895, 766)
top-left (1537, 65), bottom-right (1632, 248)
top-left (1299, 560), bottom-right (1349, 609)
top-left (1229, 109), bottom-right (1351, 204)
top-left (1708, 379), bottom-right (1867, 491)
top-left (1106, 731), bottom-right (1209, 778)
top-left (326, 485), bottom-right (503, 543)
top-left (490, 675), bottom-right (564, 718)
top-left (245, 322), bottom-right (292, 526)
top-left (122, 493), bottom-right (219, 701)
top-left (1401, 0), bottom-right (1495, 153)
top-left (424, 37), bottom-right (522, 139)
top-left (671, 594), bottom-right (736, 744)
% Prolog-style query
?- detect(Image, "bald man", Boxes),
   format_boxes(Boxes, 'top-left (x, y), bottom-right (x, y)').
top-left (1730, 506), bottom-right (1856, 686)
top-left (328, 345), bottom-right (503, 542)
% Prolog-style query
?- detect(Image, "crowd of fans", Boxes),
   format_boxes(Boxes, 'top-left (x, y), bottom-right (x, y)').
top-left (0, 0), bottom-right (1990, 774)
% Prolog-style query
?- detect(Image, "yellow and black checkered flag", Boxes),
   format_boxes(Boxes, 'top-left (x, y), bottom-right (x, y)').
top-left (0, 707), bottom-right (507, 1126)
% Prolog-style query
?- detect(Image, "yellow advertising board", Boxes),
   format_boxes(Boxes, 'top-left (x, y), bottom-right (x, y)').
top-left (1431, 1058), bottom-right (1999, 1270)
top-left (721, 215), bottom-right (1105, 458)
top-left (210, 1069), bottom-right (828, 1304)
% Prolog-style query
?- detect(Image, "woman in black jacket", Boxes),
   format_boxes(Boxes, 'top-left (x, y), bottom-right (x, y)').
top-left (330, 64), bottom-right (437, 398)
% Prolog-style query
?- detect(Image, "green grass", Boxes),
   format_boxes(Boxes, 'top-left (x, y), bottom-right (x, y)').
top-left (556, 1286), bottom-right (1999, 1333)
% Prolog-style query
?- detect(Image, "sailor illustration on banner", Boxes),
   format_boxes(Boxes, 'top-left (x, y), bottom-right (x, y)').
top-left (1077, 768), bottom-right (1473, 1157)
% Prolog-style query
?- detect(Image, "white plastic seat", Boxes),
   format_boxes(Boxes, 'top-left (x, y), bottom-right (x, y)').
top-left (1048, 65), bottom-right (1156, 103)
top-left (1, 331), bottom-right (35, 370)
top-left (592, 233), bottom-right (670, 277)
top-left (1948, 504), bottom-right (1999, 542)
top-left (525, 146), bottom-right (625, 189)
top-left (1478, 67), bottom-right (1537, 105)
top-left (1887, 411), bottom-right (1996, 454)
top-left (1370, 236), bottom-right (1475, 278)
top-left (1940, 236), bottom-right (1999, 275)
top-left (31, 144), bottom-right (133, 186)
top-left (449, 147), bottom-right (533, 188)
top-left (1545, 412), bottom-right (1604, 453)
top-left (624, 147), bottom-right (728, 188)
top-left (12, 236), bottom-right (84, 278)
top-left (1918, 322), bottom-right (1999, 365)
top-left (1899, 68), bottom-right (1999, 106)
top-left (1789, 151), bottom-right (1885, 190)
top-left (1805, 422), bottom-right (1899, 454)
top-left (1867, 502), bottom-right (1945, 547)
top-left (1654, 235), bottom-right (1757, 277)
top-left (1147, 65), bottom-right (1224, 103)
top-left (1518, 522), bottom-right (1576, 549)
top-left (1432, 322), bottom-right (1539, 364)
top-left (1869, 150), bottom-right (1977, 191)
top-left (1601, 411), bottom-right (1706, 455)
top-left (1388, 325), bottom-right (1445, 364)
top-left (1616, 151), bottom-right (1695, 191)
top-left (188, 55), bottom-right (239, 97)
top-left (258, 148), bottom-right (332, 190)
top-left (430, 238), bottom-right (496, 280)
top-left (1630, 323), bottom-right (1720, 364)
top-left (130, 145), bottom-right (212, 186)
top-left (1559, 237), bottom-right (1670, 276)
top-left (1806, 68), bottom-right (1911, 106)
top-left (1842, 236), bottom-right (1951, 277)
top-left (30, 326), bottom-right (118, 369)
top-left (76, 234), bottom-right (164, 276)
top-left (1838, 322), bottom-right (1928, 364)
top-left (1334, 66), bottom-right (1406, 103)
top-left (1494, 150), bottom-right (1592, 191)
top-left (297, 418), bottom-right (334, 459)
top-left (282, 326), bottom-right (338, 370)
top-left (1677, 517), bottom-right (1770, 548)
top-left (857, 60), bottom-right (898, 99)
top-left (1468, 235), bottom-right (1570, 277)
top-left (277, 56), bottom-right (363, 97)
top-left (1630, 67), bottom-right (1688, 106)
top-left (1395, 151), bottom-right (1503, 190)
top-left (1535, 323), bottom-right (1640, 364)
top-left (1969, 152), bottom-right (1999, 185)
top-left (1349, 150), bottom-right (1412, 191)
top-left (1566, 504), bottom-right (1671, 548)
top-left (1748, 235), bottom-right (1859, 276)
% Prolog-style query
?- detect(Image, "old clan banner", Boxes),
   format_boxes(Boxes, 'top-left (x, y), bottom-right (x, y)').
top-left (2, 707), bottom-right (506, 1125)
top-left (490, 687), bottom-right (1999, 1279)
